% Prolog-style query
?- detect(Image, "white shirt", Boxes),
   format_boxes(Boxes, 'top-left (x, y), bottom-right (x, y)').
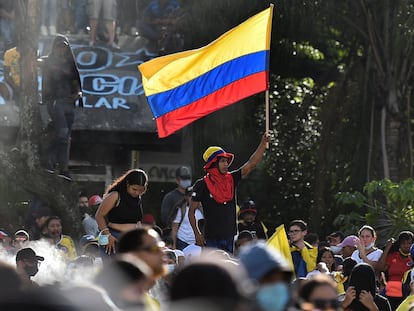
top-left (351, 248), bottom-right (383, 264)
top-left (173, 206), bottom-right (204, 244)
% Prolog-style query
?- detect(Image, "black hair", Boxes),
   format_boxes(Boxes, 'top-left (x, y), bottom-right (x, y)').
top-left (45, 216), bottom-right (61, 228)
top-left (117, 228), bottom-right (148, 253)
top-left (106, 169), bottom-right (148, 194)
top-left (316, 247), bottom-right (336, 272)
top-left (390, 230), bottom-right (414, 253)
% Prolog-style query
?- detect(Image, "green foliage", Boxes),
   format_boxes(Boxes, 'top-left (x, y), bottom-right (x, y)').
top-left (335, 179), bottom-right (414, 244)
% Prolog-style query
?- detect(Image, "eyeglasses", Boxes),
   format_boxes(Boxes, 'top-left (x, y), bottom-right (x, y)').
top-left (288, 229), bottom-right (303, 234)
top-left (302, 299), bottom-right (340, 310)
top-left (138, 244), bottom-right (164, 254)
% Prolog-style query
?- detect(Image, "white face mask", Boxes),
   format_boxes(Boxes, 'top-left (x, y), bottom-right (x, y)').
top-left (166, 264), bottom-right (176, 274)
top-left (365, 242), bottom-right (375, 250)
top-left (330, 245), bottom-right (342, 254)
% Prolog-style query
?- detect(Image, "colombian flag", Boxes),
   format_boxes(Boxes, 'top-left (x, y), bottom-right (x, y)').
top-left (138, 6), bottom-right (273, 138)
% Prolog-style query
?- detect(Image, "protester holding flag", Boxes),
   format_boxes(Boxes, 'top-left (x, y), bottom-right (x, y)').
top-left (188, 132), bottom-right (270, 254)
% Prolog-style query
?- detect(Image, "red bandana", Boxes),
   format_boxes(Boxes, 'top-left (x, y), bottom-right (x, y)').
top-left (204, 168), bottom-right (234, 204)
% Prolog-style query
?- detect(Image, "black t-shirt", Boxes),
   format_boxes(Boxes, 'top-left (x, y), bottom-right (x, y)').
top-left (108, 191), bottom-right (143, 224)
top-left (238, 222), bottom-right (267, 239)
top-left (192, 169), bottom-right (242, 240)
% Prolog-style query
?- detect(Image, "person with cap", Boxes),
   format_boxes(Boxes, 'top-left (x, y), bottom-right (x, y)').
top-left (239, 241), bottom-right (293, 311)
top-left (189, 132), bottom-right (270, 253)
top-left (160, 165), bottom-right (192, 229)
top-left (8, 229), bottom-right (30, 255)
top-left (15, 247), bottom-right (44, 288)
top-left (80, 194), bottom-right (102, 236)
top-left (335, 235), bottom-right (360, 259)
top-left (237, 199), bottom-right (267, 240)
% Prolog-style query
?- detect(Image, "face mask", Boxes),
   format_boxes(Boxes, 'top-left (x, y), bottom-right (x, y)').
top-left (179, 179), bottom-right (191, 188)
top-left (24, 264), bottom-right (39, 277)
top-left (166, 264), bottom-right (176, 274)
top-left (330, 245), bottom-right (342, 254)
top-left (365, 242), bottom-right (375, 250)
top-left (256, 282), bottom-right (289, 311)
top-left (98, 231), bottom-right (109, 246)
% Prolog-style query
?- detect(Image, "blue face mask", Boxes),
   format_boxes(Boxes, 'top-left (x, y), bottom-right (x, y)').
top-left (256, 282), bottom-right (289, 311)
top-left (179, 179), bottom-right (191, 189)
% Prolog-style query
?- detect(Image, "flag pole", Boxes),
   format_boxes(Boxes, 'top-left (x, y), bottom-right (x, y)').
top-left (265, 89), bottom-right (269, 149)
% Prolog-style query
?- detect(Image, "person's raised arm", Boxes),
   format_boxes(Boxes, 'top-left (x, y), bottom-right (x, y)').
top-left (240, 132), bottom-right (270, 178)
top-left (376, 238), bottom-right (394, 272)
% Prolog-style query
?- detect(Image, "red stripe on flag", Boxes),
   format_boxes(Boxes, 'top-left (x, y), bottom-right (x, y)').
top-left (156, 71), bottom-right (268, 138)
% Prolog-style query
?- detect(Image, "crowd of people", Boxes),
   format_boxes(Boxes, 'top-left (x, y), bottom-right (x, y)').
top-left (0, 0), bottom-right (186, 53)
top-left (0, 133), bottom-right (413, 311)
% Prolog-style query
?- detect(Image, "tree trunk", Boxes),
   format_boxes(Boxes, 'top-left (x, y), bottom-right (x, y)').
top-left (0, 0), bottom-right (83, 239)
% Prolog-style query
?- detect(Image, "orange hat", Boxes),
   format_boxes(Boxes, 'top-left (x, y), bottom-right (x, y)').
top-left (203, 146), bottom-right (234, 170)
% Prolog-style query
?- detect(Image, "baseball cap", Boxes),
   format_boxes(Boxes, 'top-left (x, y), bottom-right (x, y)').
top-left (16, 248), bottom-right (44, 262)
top-left (0, 230), bottom-right (9, 241)
top-left (176, 166), bottom-right (191, 179)
top-left (239, 241), bottom-right (292, 281)
top-left (336, 235), bottom-right (359, 249)
top-left (88, 195), bottom-right (103, 207)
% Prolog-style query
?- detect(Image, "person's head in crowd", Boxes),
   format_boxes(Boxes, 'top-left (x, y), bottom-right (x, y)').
top-left (118, 227), bottom-right (166, 280)
top-left (327, 231), bottom-right (344, 246)
top-left (79, 234), bottom-right (100, 257)
top-left (12, 229), bottom-right (30, 249)
top-left (34, 207), bottom-right (52, 230)
top-left (0, 229), bottom-right (11, 246)
top-left (203, 146), bottom-right (234, 174)
top-left (239, 241), bottom-right (293, 311)
top-left (342, 257), bottom-right (357, 278)
top-left (45, 216), bottom-right (63, 243)
top-left (169, 258), bottom-right (246, 311)
top-left (78, 191), bottom-right (89, 212)
top-left (95, 255), bottom-right (152, 309)
top-left (15, 247), bottom-right (44, 281)
top-left (105, 169), bottom-right (148, 198)
top-left (234, 230), bottom-right (255, 257)
top-left (238, 199), bottom-right (258, 225)
top-left (305, 233), bottom-right (320, 248)
top-left (87, 194), bottom-right (103, 216)
top-left (389, 230), bottom-right (414, 254)
top-left (142, 213), bottom-right (156, 226)
top-left (357, 225), bottom-right (377, 250)
top-left (299, 275), bottom-right (340, 311)
top-left (164, 249), bottom-right (178, 280)
top-left (175, 166), bottom-right (192, 191)
top-left (288, 219), bottom-right (308, 246)
top-left (316, 247), bottom-right (336, 272)
top-left (0, 261), bottom-right (23, 301)
top-left (335, 235), bottom-right (359, 258)
top-left (346, 262), bottom-right (378, 311)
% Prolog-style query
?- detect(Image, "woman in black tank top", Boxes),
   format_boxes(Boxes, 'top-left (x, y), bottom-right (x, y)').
top-left (95, 169), bottom-right (148, 255)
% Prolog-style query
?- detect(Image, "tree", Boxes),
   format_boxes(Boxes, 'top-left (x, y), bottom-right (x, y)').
top-left (0, 0), bottom-right (82, 237)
